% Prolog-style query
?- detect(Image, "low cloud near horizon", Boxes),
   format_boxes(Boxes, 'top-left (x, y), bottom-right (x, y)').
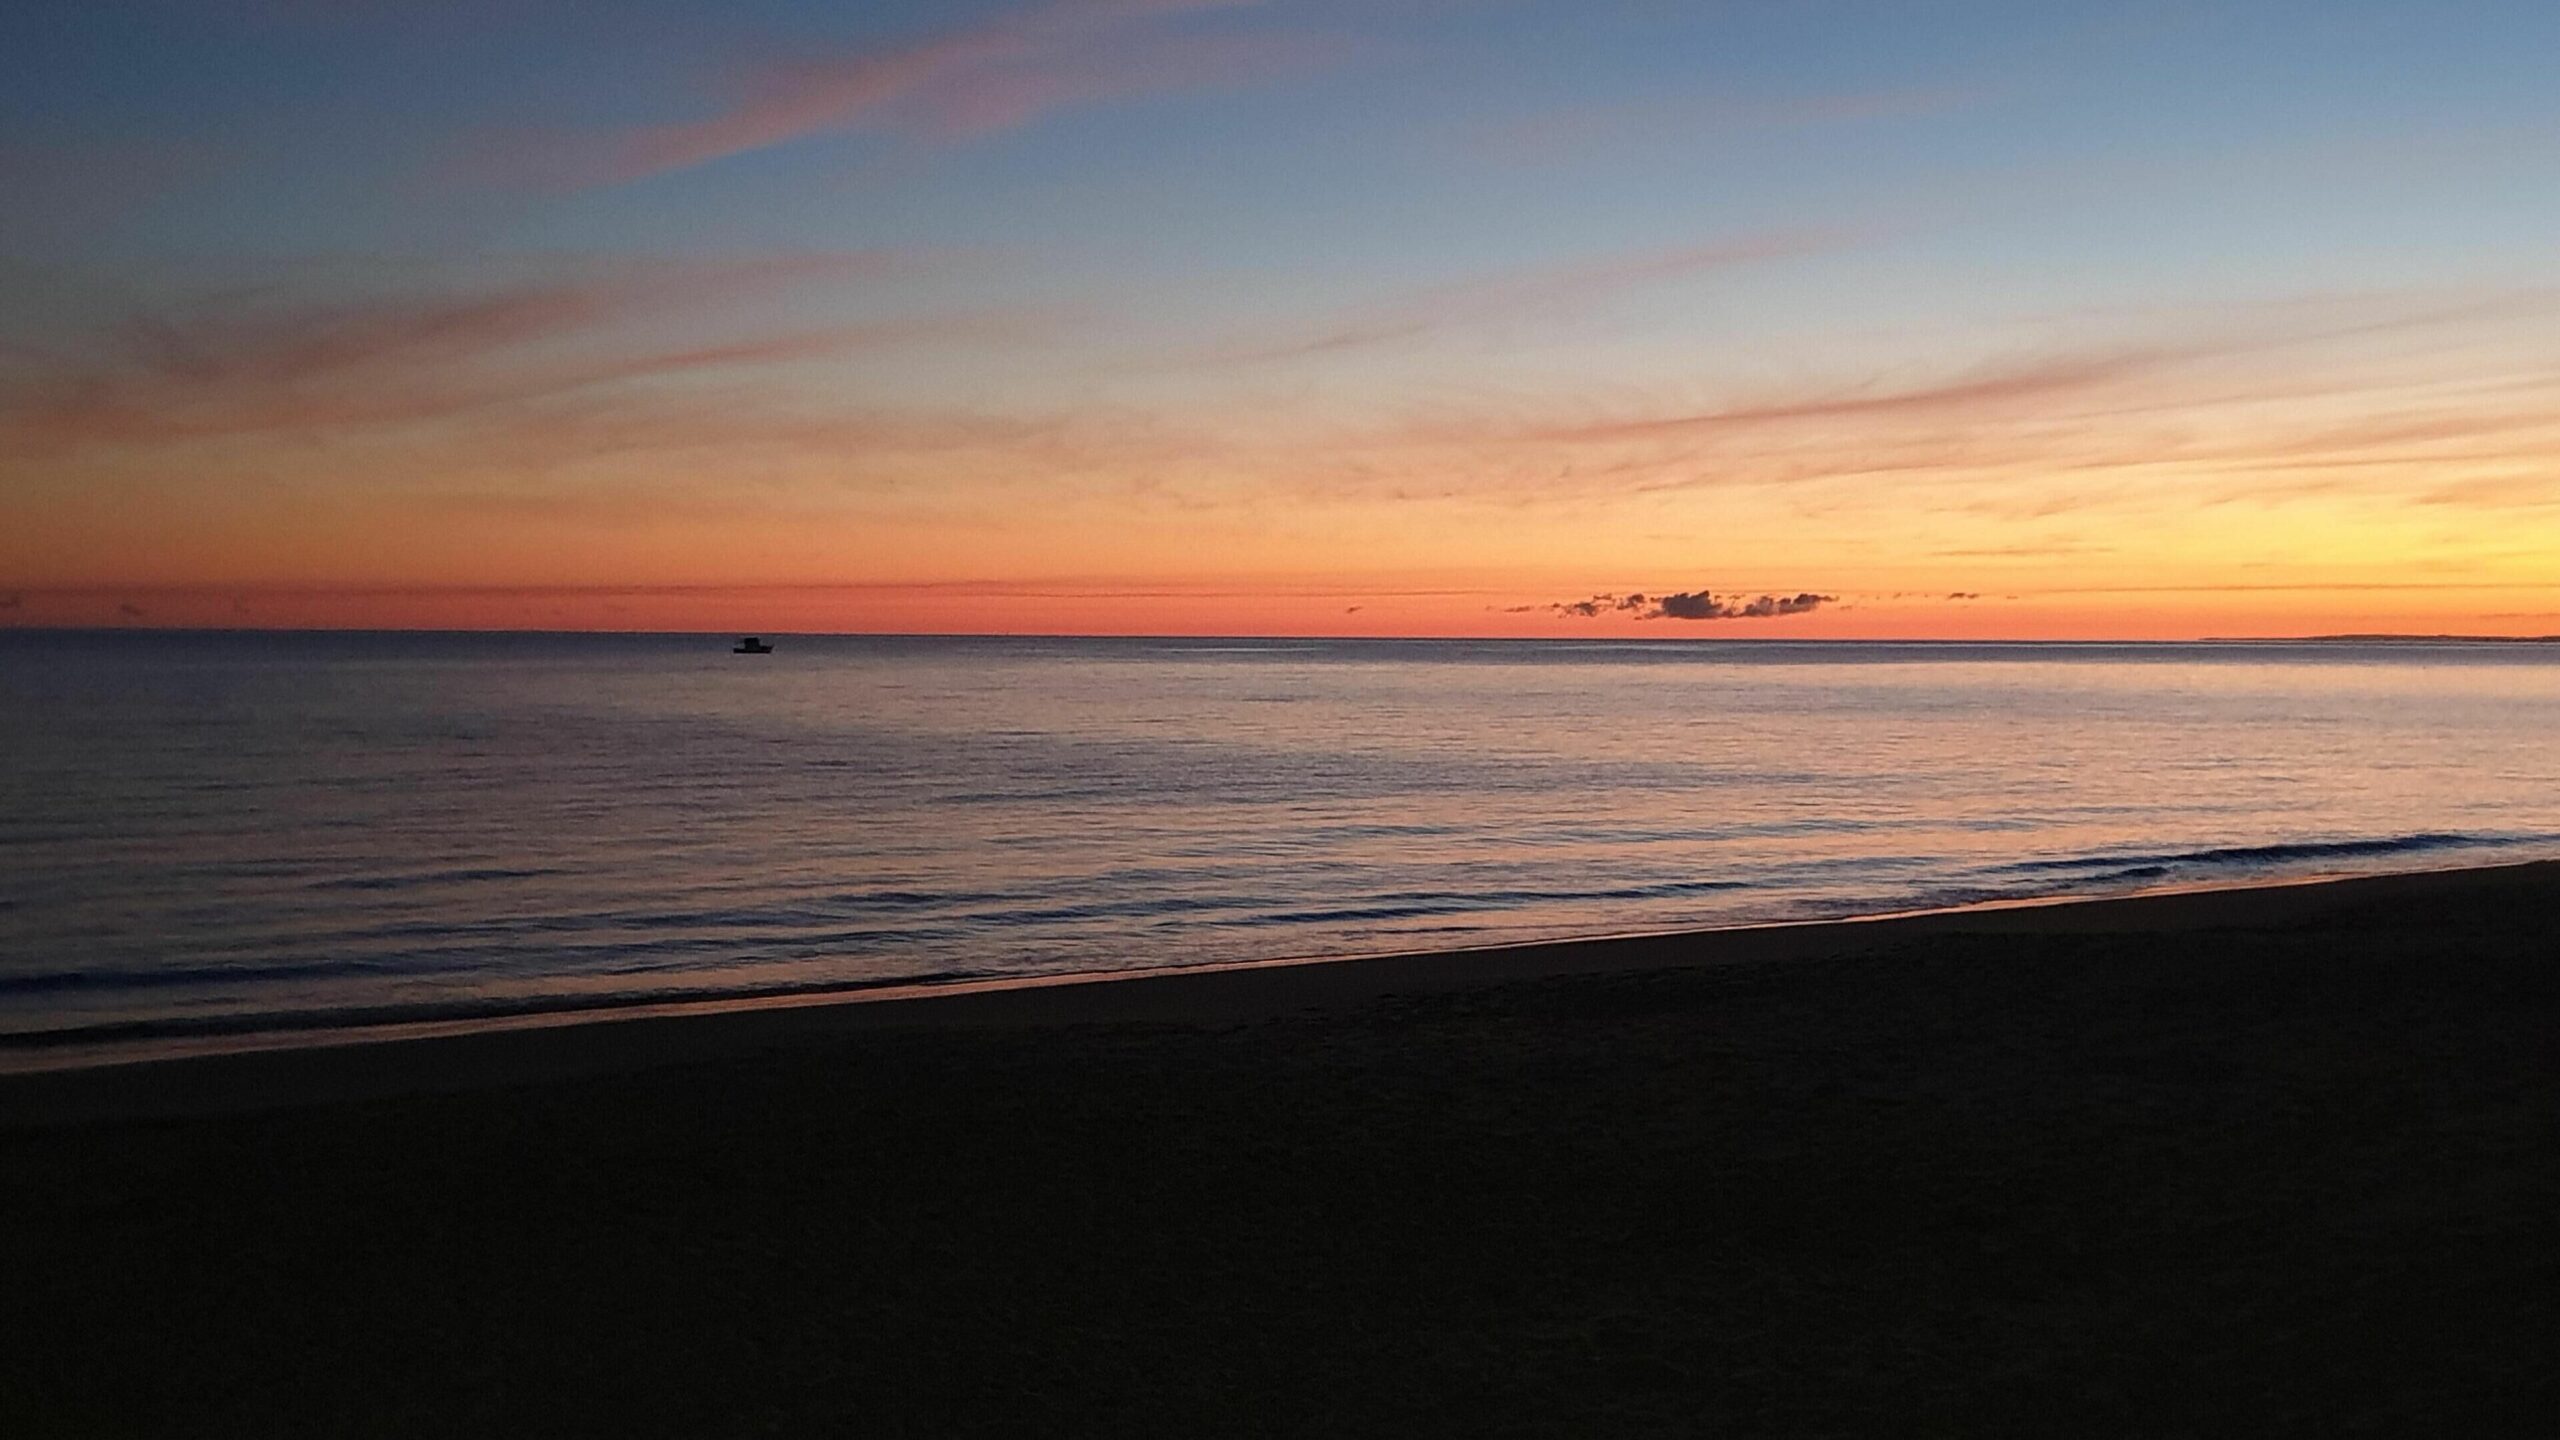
top-left (1522, 589), bottom-right (1837, 621)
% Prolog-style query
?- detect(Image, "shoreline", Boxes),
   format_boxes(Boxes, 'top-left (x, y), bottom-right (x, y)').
top-left (5, 855), bottom-right (2551, 1124)
top-left (1, 852), bottom-right (2528, 1070)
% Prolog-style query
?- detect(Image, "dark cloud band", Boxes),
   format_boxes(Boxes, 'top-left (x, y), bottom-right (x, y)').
top-left (1524, 589), bottom-right (1836, 621)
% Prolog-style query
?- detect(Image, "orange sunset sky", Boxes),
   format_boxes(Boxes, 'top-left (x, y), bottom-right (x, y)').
top-left (4, 1), bottom-right (2557, 638)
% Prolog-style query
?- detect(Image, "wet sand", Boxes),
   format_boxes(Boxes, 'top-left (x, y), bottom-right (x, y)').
top-left (4, 863), bottom-right (2556, 1435)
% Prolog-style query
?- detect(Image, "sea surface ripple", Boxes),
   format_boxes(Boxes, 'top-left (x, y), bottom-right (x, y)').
top-left (6, 632), bottom-right (2559, 1053)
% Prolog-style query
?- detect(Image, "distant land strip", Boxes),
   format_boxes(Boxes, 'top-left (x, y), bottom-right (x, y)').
top-left (2211, 633), bottom-right (2560, 644)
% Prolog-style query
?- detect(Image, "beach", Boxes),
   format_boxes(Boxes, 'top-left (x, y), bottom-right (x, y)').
top-left (4, 862), bottom-right (2555, 1435)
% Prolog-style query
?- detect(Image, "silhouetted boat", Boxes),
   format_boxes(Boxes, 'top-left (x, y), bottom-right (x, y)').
top-left (733, 636), bottom-right (773, 654)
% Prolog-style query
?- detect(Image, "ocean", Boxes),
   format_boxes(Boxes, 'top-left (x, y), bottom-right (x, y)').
top-left (6, 631), bottom-right (2558, 1062)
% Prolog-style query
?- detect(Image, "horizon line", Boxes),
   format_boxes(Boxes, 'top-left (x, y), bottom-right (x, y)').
top-left (7, 624), bottom-right (2557, 645)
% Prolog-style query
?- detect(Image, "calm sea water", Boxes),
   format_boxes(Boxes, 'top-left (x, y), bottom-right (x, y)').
top-left (6, 632), bottom-right (2559, 1057)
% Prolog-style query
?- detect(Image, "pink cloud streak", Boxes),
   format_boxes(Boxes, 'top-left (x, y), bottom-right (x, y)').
top-left (0, 253), bottom-right (1055, 452)
top-left (1213, 226), bottom-right (1854, 362)
top-left (472, 0), bottom-right (1341, 188)
top-left (1473, 85), bottom-right (1987, 167)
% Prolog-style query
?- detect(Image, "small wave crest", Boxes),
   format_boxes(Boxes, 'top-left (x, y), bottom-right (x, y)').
top-left (305, 866), bottom-right (565, 892)
top-left (0, 956), bottom-right (377, 997)
top-left (0, 967), bottom-right (996, 1050)
top-left (2003, 831), bottom-right (2540, 877)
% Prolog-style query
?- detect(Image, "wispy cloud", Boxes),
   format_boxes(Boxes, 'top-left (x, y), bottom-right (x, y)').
top-left (2419, 475), bottom-right (2560, 510)
top-left (1296, 289), bottom-right (2560, 517)
top-left (1211, 226), bottom-right (1850, 362)
top-left (419, 395), bottom-right (1199, 490)
top-left (1473, 84), bottom-right (1986, 166)
top-left (1524, 344), bottom-right (2202, 445)
top-left (466, 0), bottom-right (1350, 189)
top-left (0, 253), bottom-right (1058, 454)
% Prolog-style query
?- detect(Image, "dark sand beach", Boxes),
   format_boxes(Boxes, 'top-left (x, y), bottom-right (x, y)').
top-left (4, 863), bottom-right (2555, 1436)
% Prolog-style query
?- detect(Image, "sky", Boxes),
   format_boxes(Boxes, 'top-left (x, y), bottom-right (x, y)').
top-left (3, 0), bottom-right (2557, 638)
